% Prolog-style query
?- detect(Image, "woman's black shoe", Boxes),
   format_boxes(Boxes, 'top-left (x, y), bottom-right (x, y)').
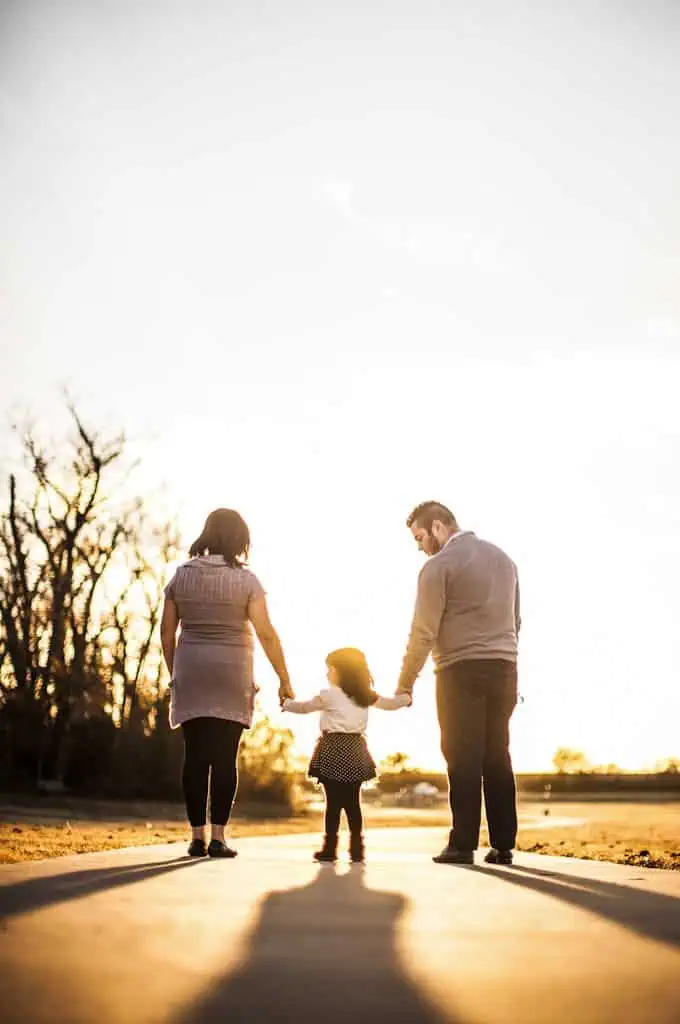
top-left (484, 848), bottom-right (513, 865)
top-left (208, 839), bottom-right (238, 858)
top-left (187, 838), bottom-right (207, 857)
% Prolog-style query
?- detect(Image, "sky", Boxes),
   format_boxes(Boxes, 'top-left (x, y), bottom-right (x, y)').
top-left (1, 0), bottom-right (679, 771)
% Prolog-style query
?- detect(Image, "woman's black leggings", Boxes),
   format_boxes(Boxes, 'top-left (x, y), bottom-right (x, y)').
top-left (322, 780), bottom-right (363, 838)
top-left (181, 717), bottom-right (244, 827)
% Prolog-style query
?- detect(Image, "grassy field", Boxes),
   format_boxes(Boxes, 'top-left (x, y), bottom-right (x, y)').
top-left (2, 795), bottom-right (680, 868)
top-left (514, 799), bottom-right (680, 869)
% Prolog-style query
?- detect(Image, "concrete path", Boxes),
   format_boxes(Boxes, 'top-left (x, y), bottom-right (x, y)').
top-left (1, 828), bottom-right (679, 1024)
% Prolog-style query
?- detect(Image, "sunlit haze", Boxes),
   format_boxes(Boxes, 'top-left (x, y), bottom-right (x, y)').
top-left (2, 1), bottom-right (679, 771)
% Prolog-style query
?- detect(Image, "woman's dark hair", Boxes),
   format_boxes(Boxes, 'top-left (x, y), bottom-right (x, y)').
top-left (326, 647), bottom-right (378, 708)
top-left (189, 508), bottom-right (250, 567)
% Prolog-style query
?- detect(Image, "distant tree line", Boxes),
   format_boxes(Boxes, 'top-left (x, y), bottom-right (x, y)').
top-left (0, 405), bottom-right (295, 807)
top-left (375, 748), bottom-right (680, 797)
top-left (551, 747), bottom-right (680, 776)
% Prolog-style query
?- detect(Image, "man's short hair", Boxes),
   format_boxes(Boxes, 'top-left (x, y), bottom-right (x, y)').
top-left (406, 501), bottom-right (457, 531)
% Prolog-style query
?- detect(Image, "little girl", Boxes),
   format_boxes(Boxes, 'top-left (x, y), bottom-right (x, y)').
top-left (282, 647), bottom-right (410, 864)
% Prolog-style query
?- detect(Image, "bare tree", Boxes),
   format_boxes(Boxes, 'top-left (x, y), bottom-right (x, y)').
top-left (0, 404), bottom-right (176, 786)
top-left (104, 519), bottom-right (181, 733)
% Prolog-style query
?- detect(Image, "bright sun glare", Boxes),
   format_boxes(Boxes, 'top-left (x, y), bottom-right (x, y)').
top-left (2, 1), bottom-right (680, 772)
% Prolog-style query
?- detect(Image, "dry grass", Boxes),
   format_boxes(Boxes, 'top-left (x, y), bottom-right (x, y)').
top-left (514, 800), bottom-right (680, 870)
top-left (2, 797), bottom-right (680, 869)
top-left (0, 818), bottom-right (317, 863)
top-left (0, 804), bottom-right (451, 864)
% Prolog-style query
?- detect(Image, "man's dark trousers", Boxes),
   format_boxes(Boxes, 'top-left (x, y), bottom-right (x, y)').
top-left (436, 659), bottom-right (518, 852)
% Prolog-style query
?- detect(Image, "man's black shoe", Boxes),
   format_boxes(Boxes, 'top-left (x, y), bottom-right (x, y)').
top-left (484, 848), bottom-right (513, 865)
top-left (432, 846), bottom-right (474, 865)
top-left (187, 838), bottom-right (207, 857)
top-left (349, 835), bottom-right (365, 864)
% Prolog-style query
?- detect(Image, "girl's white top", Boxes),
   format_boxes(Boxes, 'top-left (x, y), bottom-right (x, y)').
top-left (283, 687), bottom-right (409, 734)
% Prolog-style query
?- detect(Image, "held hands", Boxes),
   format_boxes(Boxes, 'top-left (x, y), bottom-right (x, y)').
top-left (279, 681), bottom-right (295, 707)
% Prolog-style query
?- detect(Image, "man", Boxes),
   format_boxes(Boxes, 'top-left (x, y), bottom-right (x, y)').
top-left (396, 501), bottom-right (520, 865)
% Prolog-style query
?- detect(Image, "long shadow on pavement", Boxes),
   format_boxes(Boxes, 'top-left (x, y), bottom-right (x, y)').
top-left (0, 856), bottom-right (203, 920)
top-left (479, 862), bottom-right (680, 949)
top-left (176, 864), bottom-right (463, 1024)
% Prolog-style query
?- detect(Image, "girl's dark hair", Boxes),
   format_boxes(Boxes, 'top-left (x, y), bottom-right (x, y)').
top-left (326, 647), bottom-right (378, 708)
top-left (189, 508), bottom-right (250, 568)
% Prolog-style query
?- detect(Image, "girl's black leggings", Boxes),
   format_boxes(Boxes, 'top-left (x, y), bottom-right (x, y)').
top-left (181, 717), bottom-right (244, 827)
top-left (322, 780), bottom-right (363, 837)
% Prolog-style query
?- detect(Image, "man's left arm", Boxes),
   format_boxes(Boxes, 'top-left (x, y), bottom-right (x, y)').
top-left (514, 572), bottom-right (521, 636)
top-left (396, 561), bottom-right (447, 697)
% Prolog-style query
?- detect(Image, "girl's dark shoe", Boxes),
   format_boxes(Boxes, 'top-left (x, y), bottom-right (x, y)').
top-left (313, 835), bottom-right (338, 863)
top-left (187, 838), bottom-right (207, 857)
top-left (349, 835), bottom-right (365, 864)
top-left (208, 839), bottom-right (238, 858)
top-left (484, 848), bottom-right (513, 865)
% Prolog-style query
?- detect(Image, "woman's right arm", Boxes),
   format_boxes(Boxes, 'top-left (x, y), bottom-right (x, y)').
top-left (160, 596), bottom-right (180, 677)
top-left (248, 593), bottom-right (294, 701)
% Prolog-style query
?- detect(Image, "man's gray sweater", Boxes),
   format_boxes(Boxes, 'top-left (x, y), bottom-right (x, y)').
top-left (397, 531), bottom-right (520, 693)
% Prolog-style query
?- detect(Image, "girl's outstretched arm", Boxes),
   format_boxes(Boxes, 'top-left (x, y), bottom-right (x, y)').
top-left (374, 693), bottom-right (412, 710)
top-left (282, 694), bottom-right (325, 714)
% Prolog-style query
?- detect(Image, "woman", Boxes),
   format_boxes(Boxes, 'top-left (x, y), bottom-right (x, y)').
top-left (160, 508), bottom-right (294, 858)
